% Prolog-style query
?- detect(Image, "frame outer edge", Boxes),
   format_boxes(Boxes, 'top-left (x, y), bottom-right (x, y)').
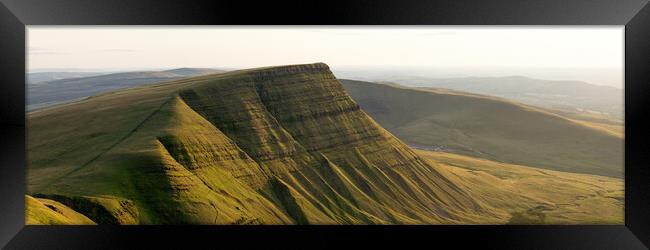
top-left (625, 1), bottom-right (650, 248)
top-left (0, 2), bottom-right (26, 249)
top-left (0, 0), bottom-right (648, 25)
top-left (0, 0), bottom-right (647, 249)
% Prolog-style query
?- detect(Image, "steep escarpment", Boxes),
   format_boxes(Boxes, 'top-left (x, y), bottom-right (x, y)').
top-left (176, 63), bottom-right (501, 224)
top-left (27, 63), bottom-right (504, 224)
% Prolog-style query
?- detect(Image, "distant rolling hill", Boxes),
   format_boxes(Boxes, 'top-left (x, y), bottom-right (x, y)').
top-left (27, 63), bottom-right (506, 225)
top-left (380, 76), bottom-right (623, 120)
top-left (28, 71), bottom-right (109, 84)
top-left (341, 79), bottom-right (623, 178)
top-left (27, 68), bottom-right (225, 111)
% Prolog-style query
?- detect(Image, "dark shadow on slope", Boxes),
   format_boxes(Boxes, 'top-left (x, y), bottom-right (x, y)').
top-left (268, 178), bottom-right (309, 225)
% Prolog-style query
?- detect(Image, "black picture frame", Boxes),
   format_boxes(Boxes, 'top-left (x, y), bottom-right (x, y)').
top-left (1, 0), bottom-right (648, 249)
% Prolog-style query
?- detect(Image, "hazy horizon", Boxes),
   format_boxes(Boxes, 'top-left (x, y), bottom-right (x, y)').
top-left (27, 65), bottom-right (623, 89)
top-left (28, 26), bottom-right (624, 87)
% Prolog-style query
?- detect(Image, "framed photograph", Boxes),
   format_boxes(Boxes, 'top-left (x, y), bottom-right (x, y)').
top-left (1, 0), bottom-right (648, 249)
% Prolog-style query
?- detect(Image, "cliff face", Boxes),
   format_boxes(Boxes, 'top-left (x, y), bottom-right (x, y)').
top-left (170, 63), bottom-right (501, 224)
top-left (27, 63), bottom-right (505, 224)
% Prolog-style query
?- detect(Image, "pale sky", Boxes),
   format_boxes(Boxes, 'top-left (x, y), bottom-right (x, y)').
top-left (27, 26), bottom-right (624, 85)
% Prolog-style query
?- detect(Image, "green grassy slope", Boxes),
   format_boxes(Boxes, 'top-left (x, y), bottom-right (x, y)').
top-left (25, 195), bottom-right (96, 225)
top-left (416, 150), bottom-right (623, 224)
top-left (27, 63), bottom-right (504, 225)
top-left (341, 80), bottom-right (623, 178)
top-left (31, 194), bottom-right (140, 224)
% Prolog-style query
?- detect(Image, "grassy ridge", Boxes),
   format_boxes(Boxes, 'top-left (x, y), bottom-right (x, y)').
top-left (341, 79), bottom-right (624, 178)
top-left (32, 194), bottom-right (139, 224)
top-left (25, 195), bottom-right (96, 225)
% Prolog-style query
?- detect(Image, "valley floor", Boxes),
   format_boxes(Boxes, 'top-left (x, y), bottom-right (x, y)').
top-left (416, 149), bottom-right (623, 224)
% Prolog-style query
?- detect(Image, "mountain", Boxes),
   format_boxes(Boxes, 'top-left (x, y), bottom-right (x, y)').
top-left (379, 76), bottom-right (623, 119)
top-left (28, 72), bottom-right (108, 84)
top-left (27, 63), bottom-right (505, 225)
top-left (341, 79), bottom-right (623, 178)
top-left (27, 68), bottom-right (225, 111)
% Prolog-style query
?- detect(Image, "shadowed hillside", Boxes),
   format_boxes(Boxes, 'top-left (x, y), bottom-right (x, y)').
top-left (27, 63), bottom-right (505, 225)
top-left (341, 79), bottom-right (623, 178)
